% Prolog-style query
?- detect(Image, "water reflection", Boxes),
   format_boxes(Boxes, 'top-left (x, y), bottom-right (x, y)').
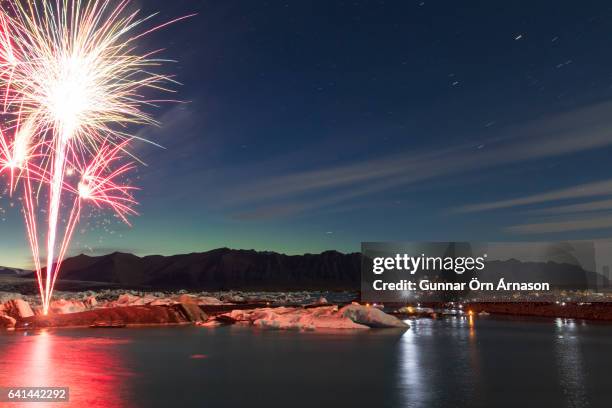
top-left (554, 319), bottom-right (588, 408)
top-left (0, 319), bottom-right (607, 408)
top-left (397, 317), bottom-right (483, 408)
top-left (467, 313), bottom-right (475, 338)
top-left (397, 320), bottom-right (428, 407)
top-left (465, 316), bottom-right (481, 390)
top-left (0, 330), bottom-right (135, 408)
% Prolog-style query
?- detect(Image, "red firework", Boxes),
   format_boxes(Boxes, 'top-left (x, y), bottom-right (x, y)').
top-left (0, 1), bottom-right (191, 314)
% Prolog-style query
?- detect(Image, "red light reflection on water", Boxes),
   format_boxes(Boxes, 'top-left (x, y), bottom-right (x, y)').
top-left (0, 330), bottom-right (135, 407)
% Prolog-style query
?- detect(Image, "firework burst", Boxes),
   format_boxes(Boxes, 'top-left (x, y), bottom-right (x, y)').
top-left (0, 0), bottom-right (190, 314)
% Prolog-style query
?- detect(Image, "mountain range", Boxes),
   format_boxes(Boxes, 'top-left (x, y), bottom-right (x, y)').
top-left (3, 248), bottom-right (608, 293)
top-left (0, 266), bottom-right (32, 276)
top-left (37, 248), bottom-right (362, 291)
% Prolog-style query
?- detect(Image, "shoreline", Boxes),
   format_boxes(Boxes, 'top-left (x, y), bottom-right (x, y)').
top-left (4, 289), bottom-right (612, 332)
top-left (465, 301), bottom-right (612, 321)
top-left (6, 298), bottom-right (408, 331)
top-left (393, 301), bottom-right (612, 322)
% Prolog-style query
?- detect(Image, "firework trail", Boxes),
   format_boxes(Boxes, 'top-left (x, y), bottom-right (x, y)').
top-left (0, 0), bottom-right (190, 314)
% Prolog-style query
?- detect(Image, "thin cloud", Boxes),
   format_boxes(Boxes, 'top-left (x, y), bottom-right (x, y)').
top-left (526, 198), bottom-right (612, 215)
top-left (222, 100), bottom-right (612, 217)
top-left (507, 215), bottom-right (612, 234)
top-left (457, 179), bottom-right (612, 213)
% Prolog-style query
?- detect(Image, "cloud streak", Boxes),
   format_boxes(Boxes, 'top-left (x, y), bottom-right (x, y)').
top-left (526, 198), bottom-right (612, 215)
top-left (457, 179), bottom-right (612, 213)
top-left (507, 215), bottom-right (612, 234)
top-left (222, 100), bottom-right (612, 218)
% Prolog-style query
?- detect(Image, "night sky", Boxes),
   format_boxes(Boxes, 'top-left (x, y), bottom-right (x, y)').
top-left (4, 0), bottom-right (612, 268)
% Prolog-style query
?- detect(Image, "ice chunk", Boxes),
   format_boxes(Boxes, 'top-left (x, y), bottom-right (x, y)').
top-left (340, 304), bottom-right (408, 328)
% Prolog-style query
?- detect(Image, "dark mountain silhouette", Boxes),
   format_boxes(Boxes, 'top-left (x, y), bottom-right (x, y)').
top-left (10, 250), bottom-right (606, 292)
top-left (0, 266), bottom-right (31, 276)
top-left (43, 248), bottom-right (362, 291)
top-left (361, 254), bottom-right (606, 291)
top-left (483, 258), bottom-right (604, 289)
top-left (431, 258), bottom-right (605, 289)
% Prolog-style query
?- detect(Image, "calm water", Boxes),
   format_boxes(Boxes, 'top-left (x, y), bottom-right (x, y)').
top-left (1, 317), bottom-right (612, 407)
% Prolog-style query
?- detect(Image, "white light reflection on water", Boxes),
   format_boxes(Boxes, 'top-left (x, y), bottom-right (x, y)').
top-left (397, 316), bottom-right (484, 408)
top-left (397, 319), bottom-right (428, 407)
top-left (554, 318), bottom-right (588, 408)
